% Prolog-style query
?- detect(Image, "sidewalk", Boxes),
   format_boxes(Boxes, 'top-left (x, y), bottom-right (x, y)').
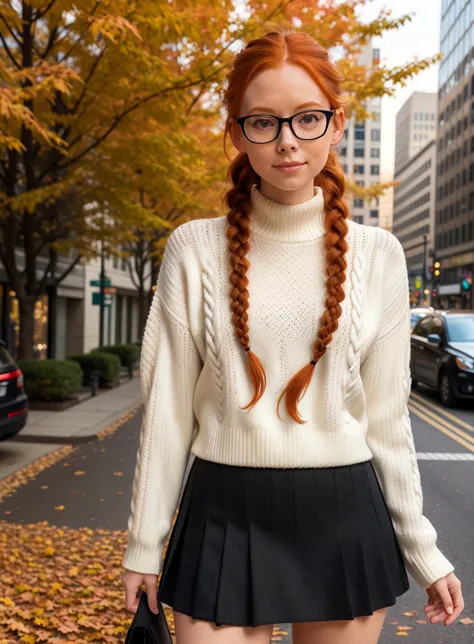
top-left (0, 377), bottom-right (142, 481)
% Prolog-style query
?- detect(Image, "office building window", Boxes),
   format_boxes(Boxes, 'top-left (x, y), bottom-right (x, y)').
top-left (371, 148), bottom-right (380, 158)
top-left (353, 199), bottom-right (364, 208)
top-left (371, 129), bottom-right (380, 141)
top-left (354, 164), bottom-right (365, 174)
top-left (370, 165), bottom-right (380, 175)
top-left (354, 148), bottom-right (364, 157)
top-left (370, 210), bottom-right (379, 218)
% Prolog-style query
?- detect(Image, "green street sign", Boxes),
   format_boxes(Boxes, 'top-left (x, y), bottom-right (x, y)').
top-left (90, 278), bottom-right (111, 287)
top-left (92, 292), bottom-right (112, 306)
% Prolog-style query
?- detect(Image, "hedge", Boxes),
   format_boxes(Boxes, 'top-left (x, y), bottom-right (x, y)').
top-left (17, 359), bottom-right (83, 401)
top-left (68, 351), bottom-right (121, 387)
top-left (90, 343), bottom-right (140, 369)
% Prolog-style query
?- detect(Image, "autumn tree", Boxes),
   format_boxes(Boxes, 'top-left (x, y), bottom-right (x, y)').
top-left (0, 0), bottom-right (441, 358)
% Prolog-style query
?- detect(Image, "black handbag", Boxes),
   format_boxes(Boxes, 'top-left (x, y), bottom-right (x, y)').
top-left (124, 590), bottom-right (172, 644)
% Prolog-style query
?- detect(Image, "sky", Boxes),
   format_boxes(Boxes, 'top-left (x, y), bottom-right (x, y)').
top-left (361, 0), bottom-right (442, 180)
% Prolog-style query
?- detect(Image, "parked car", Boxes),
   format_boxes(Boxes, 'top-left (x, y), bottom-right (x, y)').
top-left (410, 306), bottom-right (435, 331)
top-left (410, 310), bottom-right (474, 406)
top-left (0, 340), bottom-right (28, 441)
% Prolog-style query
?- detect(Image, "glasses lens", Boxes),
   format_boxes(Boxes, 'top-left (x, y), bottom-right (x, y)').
top-left (292, 111), bottom-right (328, 140)
top-left (244, 111), bottom-right (328, 143)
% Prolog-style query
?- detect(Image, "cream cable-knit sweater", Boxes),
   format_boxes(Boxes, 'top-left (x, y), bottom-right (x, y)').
top-left (122, 183), bottom-right (454, 590)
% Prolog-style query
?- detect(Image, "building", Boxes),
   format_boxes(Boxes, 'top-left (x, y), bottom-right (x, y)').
top-left (0, 246), bottom-right (148, 361)
top-left (393, 139), bottom-right (437, 307)
top-left (435, 0), bottom-right (474, 309)
top-left (337, 42), bottom-right (382, 226)
top-left (394, 92), bottom-right (437, 175)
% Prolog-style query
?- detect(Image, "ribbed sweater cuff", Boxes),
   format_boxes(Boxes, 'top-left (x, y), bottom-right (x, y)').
top-left (121, 538), bottom-right (164, 577)
top-left (405, 546), bottom-right (455, 590)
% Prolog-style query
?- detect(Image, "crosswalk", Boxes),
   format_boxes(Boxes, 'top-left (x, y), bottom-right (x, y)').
top-left (416, 452), bottom-right (474, 460)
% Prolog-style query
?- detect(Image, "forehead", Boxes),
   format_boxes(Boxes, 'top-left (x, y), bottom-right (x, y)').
top-left (240, 63), bottom-right (329, 114)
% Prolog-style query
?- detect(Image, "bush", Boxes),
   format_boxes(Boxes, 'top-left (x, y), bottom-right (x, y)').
top-left (17, 359), bottom-right (83, 401)
top-left (68, 352), bottom-right (121, 387)
top-left (90, 343), bottom-right (140, 369)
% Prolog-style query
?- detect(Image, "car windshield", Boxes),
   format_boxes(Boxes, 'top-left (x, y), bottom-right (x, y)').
top-left (446, 315), bottom-right (474, 342)
top-left (410, 312), bottom-right (425, 328)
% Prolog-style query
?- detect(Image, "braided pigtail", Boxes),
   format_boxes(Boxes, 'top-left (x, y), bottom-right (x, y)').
top-left (276, 149), bottom-right (349, 423)
top-left (224, 153), bottom-right (267, 411)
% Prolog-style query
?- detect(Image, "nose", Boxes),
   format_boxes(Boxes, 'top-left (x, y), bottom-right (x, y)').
top-left (277, 122), bottom-right (299, 150)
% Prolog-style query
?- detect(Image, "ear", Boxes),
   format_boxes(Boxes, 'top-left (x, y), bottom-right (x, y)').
top-left (330, 107), bottom-right (345, 147)
top-left (229, 117), bottom-right (245, 153)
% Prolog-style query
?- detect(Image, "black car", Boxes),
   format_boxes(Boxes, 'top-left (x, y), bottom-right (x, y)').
top-left (410, 310), bottom-right (474, 407)
top-left (0, 340), bottom-right (28, 440)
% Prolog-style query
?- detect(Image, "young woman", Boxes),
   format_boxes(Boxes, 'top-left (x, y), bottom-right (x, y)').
top-left (122, 29), bottom-right (464, 644)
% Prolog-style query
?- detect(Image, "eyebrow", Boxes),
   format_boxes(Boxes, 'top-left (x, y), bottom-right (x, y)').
top-left (246, 101), bottom-right (327, 114)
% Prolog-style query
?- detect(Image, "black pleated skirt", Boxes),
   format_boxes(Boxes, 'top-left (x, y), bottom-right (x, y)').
top-left (157, 456), bottom-right (410, 627)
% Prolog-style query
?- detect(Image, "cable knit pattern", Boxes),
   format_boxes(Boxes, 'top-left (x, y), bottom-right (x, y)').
top-left (344, 242), bottom-right (366, 405)
top-left (122, 185), bottom-right (454, 589)
top-left (201, 248), bottom-right (225, 421)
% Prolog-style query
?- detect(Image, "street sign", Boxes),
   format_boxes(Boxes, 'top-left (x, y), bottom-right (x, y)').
top-left (103, 286), bottom-right (116, 295)
top-left (92, 292), bottom-right (112, 306)
top-left (90, 278), bottom-right (111, 287)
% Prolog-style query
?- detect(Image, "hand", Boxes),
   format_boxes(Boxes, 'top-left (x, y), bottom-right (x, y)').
top-left (424, 571), bottom-right (464, 626)
top-left (123, 569), bottom-right (159, 614)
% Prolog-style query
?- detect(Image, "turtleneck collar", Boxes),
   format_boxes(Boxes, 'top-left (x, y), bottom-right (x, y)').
top-left (249, 183), bottom-right (326, 243)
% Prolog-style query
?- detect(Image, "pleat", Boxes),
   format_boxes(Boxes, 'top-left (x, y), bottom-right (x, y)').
top-left (158, 457), bottom-right (410, 627)
top-left (158, 457), bottom-right (199, 605)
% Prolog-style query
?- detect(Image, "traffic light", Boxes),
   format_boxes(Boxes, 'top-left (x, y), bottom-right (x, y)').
top-left (461, 275), bottom-right (472, 292)
top-left (429, 253), bottom-right (441, 286)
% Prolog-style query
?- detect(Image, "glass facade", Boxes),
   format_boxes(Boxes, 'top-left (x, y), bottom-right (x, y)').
top-left (440, 0), bottom-right (474, 88)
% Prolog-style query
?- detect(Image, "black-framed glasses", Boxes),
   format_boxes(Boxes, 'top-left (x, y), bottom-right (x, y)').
top-left (236, 109), bottom-right (335, 144)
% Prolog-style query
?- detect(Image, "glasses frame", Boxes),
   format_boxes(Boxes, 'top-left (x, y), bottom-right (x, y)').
top-left (236, 108), bottom-right (336, 144)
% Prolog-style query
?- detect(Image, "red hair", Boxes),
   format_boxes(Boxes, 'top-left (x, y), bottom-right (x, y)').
top-left (222, 29), bottom-right (350, 424)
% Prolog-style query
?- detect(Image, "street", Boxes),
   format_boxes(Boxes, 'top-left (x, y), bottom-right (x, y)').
top-left (0, 385), bottom-right (472, 643)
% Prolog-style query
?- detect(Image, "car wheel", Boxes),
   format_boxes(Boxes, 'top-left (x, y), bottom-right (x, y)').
top-left (439, 370), bottom-right (457, 407)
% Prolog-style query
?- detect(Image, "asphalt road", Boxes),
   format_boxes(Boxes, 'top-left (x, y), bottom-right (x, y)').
top-left (1, 383), bottom-right (473, 643)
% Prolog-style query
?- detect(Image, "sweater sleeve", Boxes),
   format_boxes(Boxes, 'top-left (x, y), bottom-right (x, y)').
top-left (122, 228), bottom-right (203, 576)
top-left (360, 232), bottom-right (455, 590)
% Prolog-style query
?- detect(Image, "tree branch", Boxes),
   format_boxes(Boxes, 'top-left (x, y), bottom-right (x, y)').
top-left (0, 13), bottom-right (23, 47)
top-left (0, 30), bottom-right (20, 68)
top-left (34, 0), bottom-right (59, 21)
top-left (52, 251), bottom-right (82, 287)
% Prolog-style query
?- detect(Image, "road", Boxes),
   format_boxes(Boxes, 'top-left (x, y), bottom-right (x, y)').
top-left (0, 383), bottom-right (472, 643)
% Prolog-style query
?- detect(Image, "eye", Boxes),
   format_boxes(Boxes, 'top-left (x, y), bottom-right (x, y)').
top-left (247, 116), bottom-right (277, 130)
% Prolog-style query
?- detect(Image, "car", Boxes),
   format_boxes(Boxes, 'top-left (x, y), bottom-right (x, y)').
top-left (0, 340), bottom-right (28, 441)
top-left (410, 309), bottom-right (474, 407)
top-left (409, 306), bottom-right (435, 331)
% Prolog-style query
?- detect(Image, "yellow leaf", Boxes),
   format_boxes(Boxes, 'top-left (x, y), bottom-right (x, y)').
top-left (398, 626), bottom-right (413, 631)
top-left (396, 633), bottom-right (409, 637)
top-left (74, 470), bottom-right (86, 475)
top-left (43, 546), bottom-right (55, 556)
top-left (460, 617), bottom-right (474, 624)
top-left (113, 471), bottom-right (123, 476)
top-left (54, 505), bottom-right (65, 511)
top-left (403, 611), bottom-right (416, 617)
top-left (416, 619), bottom-right (427, 624)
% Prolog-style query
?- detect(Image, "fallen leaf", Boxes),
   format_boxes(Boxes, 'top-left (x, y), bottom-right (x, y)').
top-left (398, 626), bottom-right (413, 631)
top-left (390, 620), bottom-right (399, 625)
top-left (40, 485), bottom-right (48, 489)
top-left (460, 617), bottom-right (474, 625)
top-left (396, 633), bottom-right (408, 637)
top-left (113, 472), bottom-right (123, 476)
top-left (74, 471), bottom-right (85, 476)
top-left (403, 611), bottom-right (416, 617)
top-left (416, 619), bottom-right (427, 624)
top-left (53, 505), bottom-right (65, 511)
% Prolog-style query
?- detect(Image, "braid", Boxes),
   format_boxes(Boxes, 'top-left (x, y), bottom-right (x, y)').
top-left (276, 149), bottom-right (349, 423)
top-left (225, 153), bottom-right (267, 410)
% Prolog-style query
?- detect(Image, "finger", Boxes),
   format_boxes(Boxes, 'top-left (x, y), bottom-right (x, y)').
top-left (125, 584), bottom-right (142, 613)
top-left (145, 580), bottom-right (159, 614)
top-left (434, 580), bottom-right (454, 616)
top-left (444, 586), bottom-right (465, 626)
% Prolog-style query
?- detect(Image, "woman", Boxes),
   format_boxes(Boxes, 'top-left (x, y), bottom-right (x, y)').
top-left (122, 29), bottom-right (464, 643)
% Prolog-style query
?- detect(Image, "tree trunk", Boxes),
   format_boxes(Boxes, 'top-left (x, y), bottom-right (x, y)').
top-left (18, 297), bottom-right (35, 360)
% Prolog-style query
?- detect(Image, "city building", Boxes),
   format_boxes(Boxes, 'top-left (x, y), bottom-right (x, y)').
top-left (336, 42), bottom-right (382, 226)
top-left (393, 139), bottom-right (438, 307)
top-left (394, 92), bottom-right (437, 175)
top-left (435, 0), bottom-right (474, 309)
top-left (0, 246), bottom-right (147, 361)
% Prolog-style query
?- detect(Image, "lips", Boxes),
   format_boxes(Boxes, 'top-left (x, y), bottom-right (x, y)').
top-left (274, 162), bottom-right (306, 168)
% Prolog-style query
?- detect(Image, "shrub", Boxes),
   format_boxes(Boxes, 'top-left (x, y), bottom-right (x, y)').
top-left (17, 359), bottom-right (83, 401)
top-left (90, 343), bottom-right (140, 369)
top-left (68, 352), bottom-right (121, 387)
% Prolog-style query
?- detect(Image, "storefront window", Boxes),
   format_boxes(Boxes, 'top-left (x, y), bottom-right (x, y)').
top-left (7, 291), bottom-right (48, 359)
